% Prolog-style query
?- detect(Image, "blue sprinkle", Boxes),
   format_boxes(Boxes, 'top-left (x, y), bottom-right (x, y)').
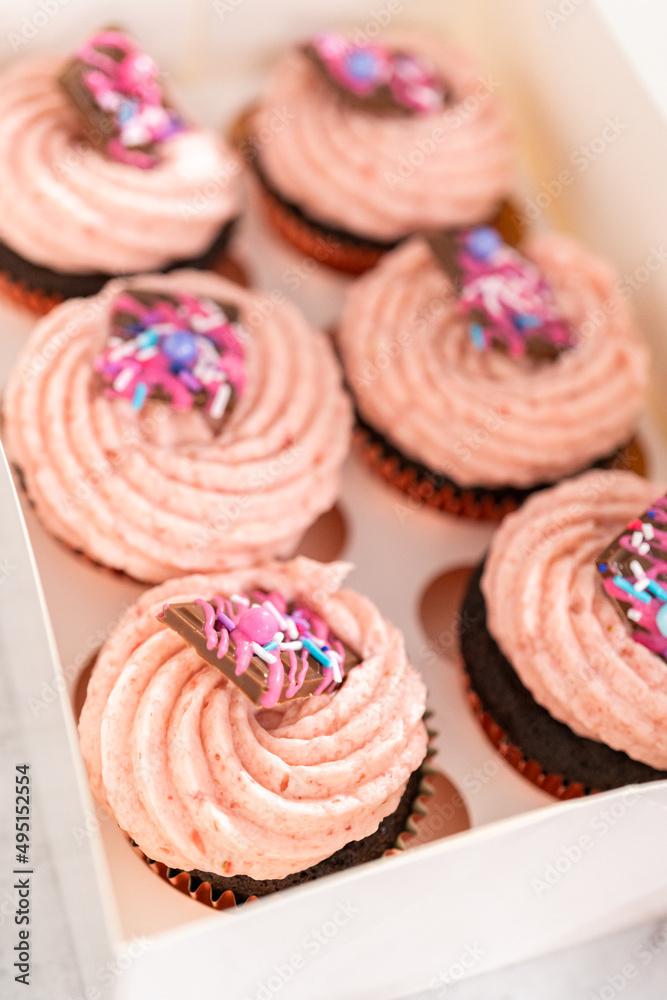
top-left (264, 640), bottom-right (279, 651)
top-left (646, 579), bottom-right (667, 602)
top-left (598, 563), bottom-right (607, 573)
top-left (136, 329), bottom-right (159, 349)
top-left (118, 99), bottom-right (139, 123)
top-left (613, 575), bottom-right (651, 604)
top-left (515, 314), bottom-right (540, 330)
top-left (131, 382), bottom-right (148, 411)
top-left (656, 604), bottom-right (667, 637)
top-left (469, 322), bottom-right (486, 350)
top-left (301, 636), bottom-right (335, 670)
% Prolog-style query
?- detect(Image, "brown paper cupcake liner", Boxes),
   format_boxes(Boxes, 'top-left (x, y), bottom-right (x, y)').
top-left (129, 723), bottom-right (467, 910)
top-left (255, 181), bottom-right (388, 276)
top-left (354, 420), bottom-right (646, 522)
top-left (465, 680), bottom-right (589, 800)
top-left (0, 271), bottom-right (63, 316)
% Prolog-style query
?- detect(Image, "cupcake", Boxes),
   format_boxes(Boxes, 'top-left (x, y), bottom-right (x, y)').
top-left (2, 269), bottom-right (352, 582)
top-left (460, 470), bottom-right (667, 797)
top-left (242, 31), bottom-right (515, 274)
top-left (338, 227), bottom-right (648, 520)
top-left (78, 558), bottom-right (430, 906)
top-left (0, 28), bottom-right (243, 314)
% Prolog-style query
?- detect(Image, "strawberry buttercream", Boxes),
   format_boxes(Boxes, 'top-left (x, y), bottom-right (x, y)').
top-left (3, 270), bottom-right (352, 581)
top-left (252, 32), bottom-right (514, 241)
top-left (0, 56), bottom-right (241, 273)
top-left (338, 234), bottom-right (647, 488)
top-left (78, 558), bottom-right (429, 879)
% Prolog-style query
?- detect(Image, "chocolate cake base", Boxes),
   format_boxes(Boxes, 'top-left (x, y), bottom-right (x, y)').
top-left (355, 416), bottom-right (645, 521)
top-left (141, 765), bottom-right (424, 905)
top-left (459, 562), bottom-right (667, 795)
top-left (0, 217), bottom-right (238, 301)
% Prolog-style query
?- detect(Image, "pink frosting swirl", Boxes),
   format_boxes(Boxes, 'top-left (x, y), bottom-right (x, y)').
top-left (78, 558), bottom-right (429, 879)
top-left (0, 56), bottom-right (242, 273)
top-left (338, 234), bottom-right (647, 488)
top-left (3, 270), bottom-right (352, 582)
top-left (482, 471), bottom-right (667, 769)
top-left (252, 31), bottom-right (514, 241)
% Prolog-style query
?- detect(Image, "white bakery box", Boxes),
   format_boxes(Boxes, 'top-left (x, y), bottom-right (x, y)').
top-left (2, 1), bottom-right (667, 998)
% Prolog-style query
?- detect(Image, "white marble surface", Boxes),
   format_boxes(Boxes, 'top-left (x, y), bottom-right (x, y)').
top-left (410, 918), bottom-right (667, 999)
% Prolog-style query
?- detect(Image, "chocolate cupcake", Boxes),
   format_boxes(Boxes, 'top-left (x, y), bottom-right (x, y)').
top-left (0, 29), bottom-right (243, 313)
top-left (78, 558), bottom-right (430, 905)
top-left (338, 228), bottom-right (648, 519)
top-left (2, 270), bottom-right (352, 582)
top-left (460, 471), bottom-right (667, 797)
top-left (242, 31), bottom-right (515, 274)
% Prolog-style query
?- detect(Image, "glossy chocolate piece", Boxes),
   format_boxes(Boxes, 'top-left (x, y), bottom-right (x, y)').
top-left (301, 41), bottom-right (449, 117)
top-left (423, 226), bottom-right (574, 361)
top-left (158, 601), bottom-right (359, 705)
top-left (58, 28), bottom-right (184, 167)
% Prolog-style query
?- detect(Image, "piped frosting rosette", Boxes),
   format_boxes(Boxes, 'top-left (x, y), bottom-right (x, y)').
top-left (338, 233), bottom-right (647, 488)
top-left (482, 471), bottom-right (667, 769)
top-left (0, 55), bottom-right (241, 274)
top-left (3, 270), bottom-right (352, 582)
top-left (252, 31), bottom-right (514, 241)
top-left (78, 558), bottom-right (429, 879)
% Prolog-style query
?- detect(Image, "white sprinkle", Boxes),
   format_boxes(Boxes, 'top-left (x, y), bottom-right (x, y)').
top-left (630, 559), bottom-right (646, 579)
top-left (643, 523), bottom-right (655, 540)
top-left (263, 600), bottom-right (287, 628)
top-left (209, 383), bottom-right (232, 421)
top-left (639, 542), bottom-right (651, 556)
top-left (627, 608), bottom-right (642, 622)
top-left (631, 531), bottom-right (643, 549)
top-left (252, 642), bottom-right (276, 663)
top-left (634, 577), bottom-right (650, 592)
top-left (284, 618), bottom-right (299, 640)
top-left (112, 367), bottom-right (135, 392)
top-left (279, 641), bottom-right (302, 651)
top-left (109, 340), bottom-right (139, 361)
top-left (190, 314), bottom-right (219, 332)
top-left (329, 652), bottom-right (343, 684)
top-left (230, 593), bottom-right (250, 607)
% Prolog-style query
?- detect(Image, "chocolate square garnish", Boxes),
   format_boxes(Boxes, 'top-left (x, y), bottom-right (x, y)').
top-left (596, 497), bottom-right (667, 661)
top-left (94, 289), bottom-right (246, 431)
top-left (59, 27), bottom-right (186, 168)
top-left (158, 595), bottom-right (360, 708)
top-left (301, 33), bottom-right (448, 117)
top-left (424, 226), bottom-right (576, 361)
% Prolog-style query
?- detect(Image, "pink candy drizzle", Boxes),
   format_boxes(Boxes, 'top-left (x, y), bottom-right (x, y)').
top-left (310, 32), bottom-right (445, 114)
top-left (77, 29), bottom-right (186, 168)
top-left (456, 227), bottom-right (575, 359)
top-left (193, 591), bottom-right (345, 708)
top-left (94, 290), bottom-right (246, 419)
top-left (598, 497), bottom-right (667, 660)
